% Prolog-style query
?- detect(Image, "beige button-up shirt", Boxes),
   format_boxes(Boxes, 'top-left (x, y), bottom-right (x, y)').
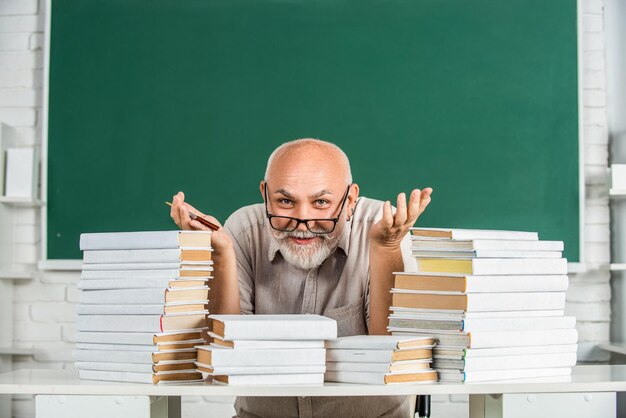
top-left (224, 197), bottom-right (415, 418)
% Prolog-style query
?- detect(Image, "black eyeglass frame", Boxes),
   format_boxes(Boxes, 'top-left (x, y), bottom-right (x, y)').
top-left (264, 183), bottom-right (352, 235)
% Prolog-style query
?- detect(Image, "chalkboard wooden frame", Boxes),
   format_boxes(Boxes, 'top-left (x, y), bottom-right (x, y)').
top-left (39, 0), bottom-right (585, 269)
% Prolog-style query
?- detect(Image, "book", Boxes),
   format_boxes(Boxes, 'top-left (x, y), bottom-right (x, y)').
top-left (433, 344), bottom-right (579, 360)
top-left (326, 360), bottom-right (432, 373)
top-left (78, 369), bottom-right (203, 384)
top-left (411, 239), bottom-right (564, 252)
top-left (76, 341), bottom-right (204, 351)
top-left (73, 349), bottom-right (198, 364)
top-left (393, 272), bottom-right (569, 293)
top-left (438, 367), bottom-right (572, 383)
top-left (208, 336), bottom-right (324, 350)
top-left (412, 250), bottom-right (562, 259)
top-left (409, 228), bottom-right (538, 241)
top-left (390, 291), bottom-right (566, 312)
top-left (433, 352), bottom-right (577, 371)
top-left (212, 373), bottom-right (324, 386)
top-left (76, 313), bottom-right (208, 333)
top-left (82, 262), bottom-right (213, 271)
top-left (76, 302), bottom-right (209, 315)
top-left (209, 314), bottom-right (337, 341)
top-left (80, 287), bottom-right (209, 304)
top-left (75, 330), bottom-right (206, 345)
top-left (195, 363), bottom-right (326, 375)
top-left (389, 308), bottom-right (565, 319)
top-left (325, 370), bottom-right (437, 385)
top-left (79, 230), bottom-right (212, 250)
top-left (325, 335), bottom-right (435, 350)
top-left (196, 346), bottom-right (326, 367)
top-left (80, 268), bottom-right (213, 279)
top-left (76, 360), bottom-right (197, 373)
top-left (326, 348), bottom-right (433, 363)
top-left (82, 248), bottom-right (213, 264)
top-left (415, 258), bottom-right (567, 275)
top-left (387, 315), bottom-right (576, 332)
top-left (389, 328), bottom-right (579, 349)
top-left (77, 278), bottom-right (209, 290)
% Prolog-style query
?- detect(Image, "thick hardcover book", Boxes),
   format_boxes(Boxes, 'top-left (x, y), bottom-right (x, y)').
top-left (81, 268), bottom-right (213, 280)
top-left (76, 302), bottom-right (208, 315)
top-left (76, 360), bottom-right (196, 373)
top-left (389, 308), bottom-right (564, 320)
top-left (195, 363), bottom-right (326, 375)
top-left (390, 291), bottom-right (566, 312)
top-left (77, 278), bottom-right (209, 290)
top-left (409, 228), bottom-right (538, 241)
top-left (79, 287), bottom-right (209, 304)
top-left (326, 360), bottom-right (431, 373)
top-left (387, 315), bottom-right (576, 332)
top-left (75, 330), bottom-right (206, 345)
top-left (411, 239), bottom-right (564, 252)
top-left (393, 272), bottom-right (569, 293)
top-left (79, 230), bottom-right (212, 250)
top-left (415, 258), bottom-right (567, 275)
top-left (76, 313), bottom-right (208, 333)
top-left (83, 248), bottom-right (213, 264)
top-left (325, 370), bottom-right (437, 385)
top-left (212, 373), bottom-right (324, 386)
top-left (73, 349), bottom-right (197, 364)
top-left (433, 352), bottom-right (577, 371)
top-left (82, 262), bottom-right (213, 271)
top-left (209, 314), bottom-right (337, 341)
top-left (209, 336), bottom-right (324, 350)
top-left (196, 346), bottom-right (326, 367)
top-left (325, 335), bottom-right (435, 350)
top-left (412, 250), bottom-right (562, 259)
top-left (326, 348), bottom-right (432, 363)
top-left (433, 344), bottom-right (579, 360)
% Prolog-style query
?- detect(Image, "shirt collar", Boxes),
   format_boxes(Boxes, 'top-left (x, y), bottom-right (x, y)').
top-left (266, 199), bottom-right (357, 263)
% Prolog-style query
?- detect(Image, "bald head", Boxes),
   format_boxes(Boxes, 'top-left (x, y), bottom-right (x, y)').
top-left (264, 138), bottom-right (352, 185)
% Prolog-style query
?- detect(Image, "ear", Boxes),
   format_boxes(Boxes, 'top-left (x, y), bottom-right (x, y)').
top-left (347, 183), bottom-right (360, 219)
top-left (259, 181), bottom-right (266, 203)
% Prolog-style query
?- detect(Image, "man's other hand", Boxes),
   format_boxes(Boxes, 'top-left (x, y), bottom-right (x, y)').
top-left (369, 188), bottom-right (433, 249)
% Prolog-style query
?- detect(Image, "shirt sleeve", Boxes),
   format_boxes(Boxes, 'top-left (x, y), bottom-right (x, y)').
top-left (223, 221), bottom-right (255, 315)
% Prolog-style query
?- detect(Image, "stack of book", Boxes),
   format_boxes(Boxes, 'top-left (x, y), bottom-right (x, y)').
top-left (324, 335), bottom-right (438, 384)
top-left (388, 227), bottom-right (578, 383)
top-left (196, 314), bottom-right (337, 385)
top-left (73, 230), bottom-right (214, 384)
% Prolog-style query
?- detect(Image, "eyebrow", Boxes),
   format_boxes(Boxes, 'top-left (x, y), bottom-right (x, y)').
top-left (273, 188), bottom-right (334, 199)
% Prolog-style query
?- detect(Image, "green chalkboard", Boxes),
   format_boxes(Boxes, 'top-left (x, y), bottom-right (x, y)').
top-left (48, 0), bottom-right (579, 261)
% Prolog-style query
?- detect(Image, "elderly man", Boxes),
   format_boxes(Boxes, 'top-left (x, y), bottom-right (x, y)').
top-left (170, 138), bottom-right (432, 418)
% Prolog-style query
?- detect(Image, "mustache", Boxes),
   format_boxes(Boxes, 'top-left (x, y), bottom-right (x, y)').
top-left (272, 229), bottom-right (334, 241)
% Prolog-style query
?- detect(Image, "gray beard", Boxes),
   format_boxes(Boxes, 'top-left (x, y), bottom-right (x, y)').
top-left (271, 229), bottom-right (341, 270)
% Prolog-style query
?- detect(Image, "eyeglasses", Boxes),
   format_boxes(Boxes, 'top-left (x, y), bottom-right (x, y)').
top-left (264, 183), bottom-right (351, 235)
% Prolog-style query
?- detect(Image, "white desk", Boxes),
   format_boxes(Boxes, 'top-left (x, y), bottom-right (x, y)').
top-left (0, 366), bottom-right (622, 418)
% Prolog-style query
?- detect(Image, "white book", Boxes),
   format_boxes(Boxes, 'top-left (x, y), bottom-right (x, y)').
top-left (76, 359), bottom-right (203, 373)
top-left (409, 228), bottom-right (538, 241)
top-left (195, 362), bottom-right (326, 375)
top-left (76, 302), bottom-right (209, 315)
top-left (433, 352), bottom-right (577, 372)
top-left (411, 239), bottom-right (564, 252)
top-left (73, 349), bottom-right (197, 364)
top-left (388, 315), bottom-right (576, 333)
top-left (79, 287), bottom-right (209, 304)
top-left (438, 367), bottom-right (572, 383)
top-left (391, 291), bottom-right (566, 312)
top-left (326, 360), bottom-right (431, 373)
top-left (213, 373), bottom-right (324, 386)
top-left (196, 346), bottom-right (326, 367)
top-left (83, 248), bottom-right (213, 264)
top-left (209, 314), bottom-right (337, 341)
top-left (81, 269), bottom-right (213, 280)
top-left (76, 312), bottom-right (208, 333)
top-left (324, 370), bottom-right (437, 385)
top-left (78, 369), bottom-right (202, 384)
top-left (393, 272), bottom-right (569, 293)
top-left (325, 335), bottom-right (435, 350)
top-left (78, 278), bottom-right (209, 290)
top-left (325, 348), bottom-right (432, 363)
top-left (207, 335), bottom-right (324, 350)
top-left (390, 328), bottom-right (579, 349)
top-left (76, 343), bottom-right (155, 352)
top-left (82, 262), bottom-right (213, 271)
top-left (415, 258), bottom-right (568, 275)
top-left (389, 308), bottom-right (565, 319)
top-left (461, 344), bottom-right (579, 358)
top-left (79, 230), bottom-right (212, 250)
top-left (412, 250), bottom-right (562, 259)
top-left (75, 329), bottom-right (207, 345)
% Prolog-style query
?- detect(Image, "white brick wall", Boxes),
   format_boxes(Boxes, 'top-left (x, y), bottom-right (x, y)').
top-left (0, 0), bottom-right (613, 417)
